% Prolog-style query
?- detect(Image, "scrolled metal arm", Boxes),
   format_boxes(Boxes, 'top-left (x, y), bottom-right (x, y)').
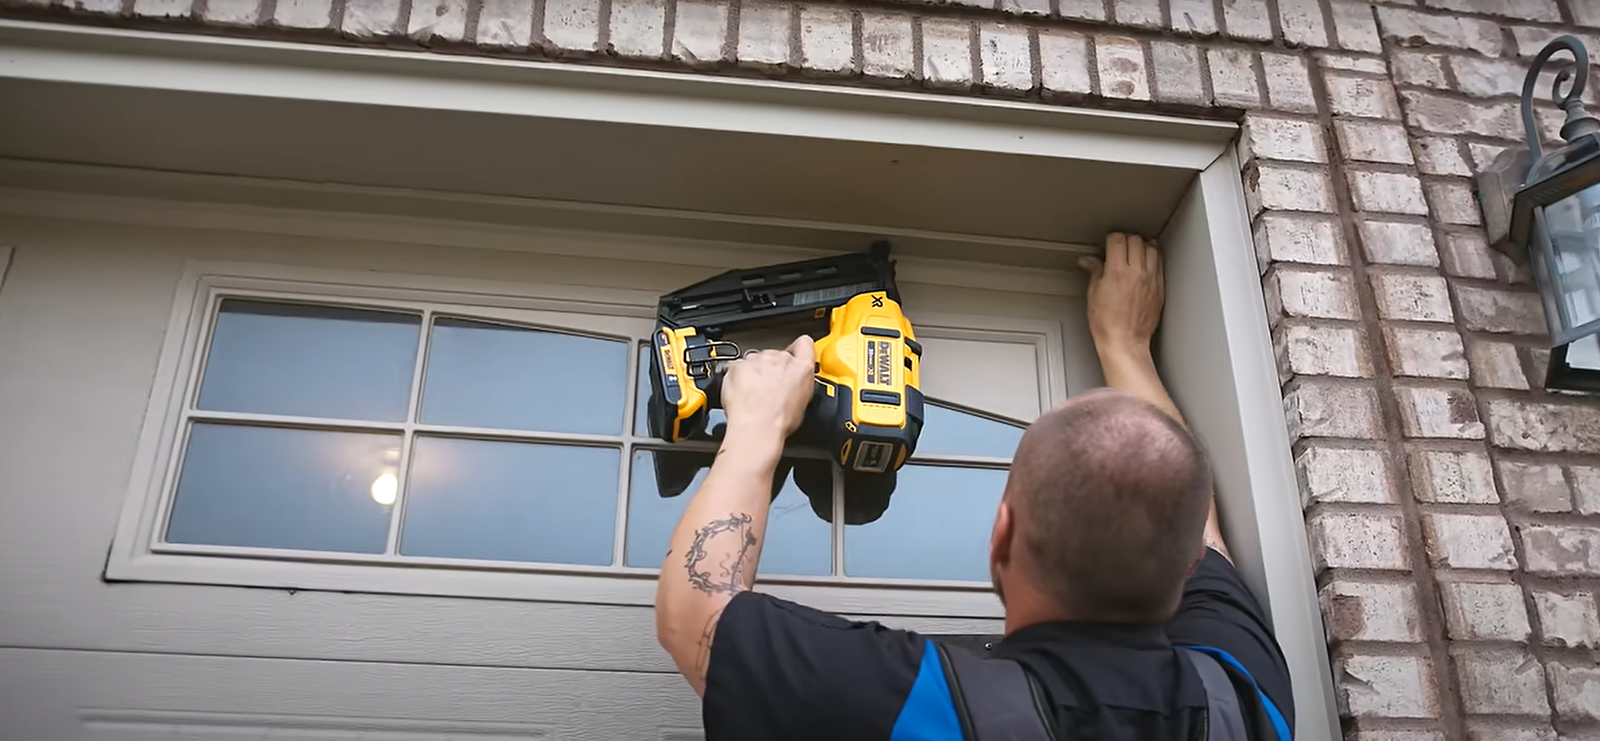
top-left (1523, 35), bottom-right (1592, 163)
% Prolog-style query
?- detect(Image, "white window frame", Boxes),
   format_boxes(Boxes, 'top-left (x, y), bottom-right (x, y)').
top-left (106, 260), bottom-right (1065, 618)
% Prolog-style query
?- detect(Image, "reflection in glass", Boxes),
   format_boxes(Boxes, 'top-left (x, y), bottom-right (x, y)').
top-left (196, 300), bottom-right (420, 421)
top-left (625, 449), bottom-right (831, 576)
top-left (914, 402), bottom-right (1027, 458)
top-left (635, 344), bottom-right (727, 440)
top-left (400, 438), bottom-right (620, 565)
top-left (166, 423), bottom-right (399, 553)
top-left (423, 319), bottom-right (628, 435)
top-left (1541, 185), bottom-right (1600, 337)
top-left (844, 465), bottom-right (1006, 581)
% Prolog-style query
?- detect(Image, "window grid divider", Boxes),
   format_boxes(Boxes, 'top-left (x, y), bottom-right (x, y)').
top-left (831, 456), bottom-right (846, 577)
top-left (384, 308), bottom-right (435, 557)
top-left (611, 344), bottom-right (643, 569)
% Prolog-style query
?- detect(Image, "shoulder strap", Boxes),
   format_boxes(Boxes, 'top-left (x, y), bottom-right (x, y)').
top-left (934, 642), bottom-right (1056, 741)
top-left (1179, 649), bottom-right (1249, 741)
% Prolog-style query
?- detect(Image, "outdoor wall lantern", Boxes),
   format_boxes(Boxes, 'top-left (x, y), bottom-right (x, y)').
top-left (1478, 35), bottom-right (1600, 392)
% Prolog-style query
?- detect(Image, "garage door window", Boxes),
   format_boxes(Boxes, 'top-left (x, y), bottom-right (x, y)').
top-left (161, 296), bottom-right (1023, 584)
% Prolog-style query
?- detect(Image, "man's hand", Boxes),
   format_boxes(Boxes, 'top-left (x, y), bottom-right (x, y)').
top-left (1078, 232), bottom-right (1230, 561)
top-left (1079, 232), bottom-right (1165, 356)
top-left (720, 335), bottom-right (816, 447)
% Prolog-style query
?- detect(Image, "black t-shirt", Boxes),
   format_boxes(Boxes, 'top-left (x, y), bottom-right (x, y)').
top-left (703, 549), bottom-right (1294, 741)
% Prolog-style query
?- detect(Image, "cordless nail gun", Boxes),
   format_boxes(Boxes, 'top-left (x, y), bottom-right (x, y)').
top-left (645, 243), bottom-right (925, 524)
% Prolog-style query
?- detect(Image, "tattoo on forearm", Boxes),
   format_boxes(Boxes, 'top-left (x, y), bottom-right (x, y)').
top-left (685, 512), bottom-right (757, 595)
top-left (693, 607), bottom-right (724, 682)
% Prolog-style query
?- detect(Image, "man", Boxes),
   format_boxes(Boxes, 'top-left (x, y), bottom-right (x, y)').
top-left (654, 233), bottom-right (1295, 740)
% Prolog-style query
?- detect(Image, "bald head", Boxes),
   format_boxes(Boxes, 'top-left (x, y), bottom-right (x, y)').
top-left (1002, 390), bottom-right (1212, 623)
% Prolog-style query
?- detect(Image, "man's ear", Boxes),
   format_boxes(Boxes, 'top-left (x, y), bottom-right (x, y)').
top-left (990, 500), bottom-right (1015, 566)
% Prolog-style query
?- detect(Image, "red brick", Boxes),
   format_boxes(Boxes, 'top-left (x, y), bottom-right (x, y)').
top-left (799, 7), bottom-right (854, 73)
top-left (1209, 48), bottom-right (1261, 108)
top-left (1370, 272), bottom-right (1453, 323)
top-left (1520, 525), bottom-right (1600, 576)
top-left (1167, 0), bottom-right (1216, 35)
top-left (1337, 652), bottom-right (1440, 718)
top-left (1497, 460), bottom-right (1571, 513)
top-left (1285, 382), bottom-right (1384, 439)
top-left (860, 13), bottom-right (913, 79)
top-left (1385, 327), bottom-right (1468, 379)
top-left (671, 0), bottom-right (728, 64)
top-left (1531, 590), bottom-right (1600, 649)
top-left (1548, 661), bottom-right (1600, 722)
top-left (1222, 0), bottom-right (1272, 41)
top-left (1456, 650), bottom-right (1551, 715)
top-left (1439, 581), bottom-right (1531, 641)
top-left (1409, 449), bottom-right (1499, 504)
top-left (1454, 286), bottom-right (1547, 336)
top-left (1423, 512), bottom-right (1516, 570)
top-left (1255, 214), bottom-right (1345, 268)
top-left (1096, 36), bottom-right (1150, 101)
top-left (1487, 400), bottom-right (1600, 453)
top-left (1309, 510), bottom-right (1409, 570)
top-left (1298, 446), bottom-right (1392, 504)
top-left (978, 23), bottom-right (1030, 90)
top-left (1151, 42), bottom-right (1204, 105)
top-left (1321, 578), bottom-right (1423, 642)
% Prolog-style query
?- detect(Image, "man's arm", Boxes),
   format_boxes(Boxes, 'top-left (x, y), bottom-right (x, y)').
top-left (654, 336), bottom-right (817, 696)
top-left (1079, 232), bottom-right (1230, 562)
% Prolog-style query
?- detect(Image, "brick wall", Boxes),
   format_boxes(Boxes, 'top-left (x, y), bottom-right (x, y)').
top-left (6, 0), bottom-right (1600, 736)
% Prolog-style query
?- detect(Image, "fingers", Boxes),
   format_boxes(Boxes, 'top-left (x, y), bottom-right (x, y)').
top-left (1105, 232), bottom-right (1129, 267)
top-left (785, 334), bottom-right (816, 364)
top-left (1102, 232), bottom-right (1163, 275)
top-left (1126, 234), bottom-right (1149, 271)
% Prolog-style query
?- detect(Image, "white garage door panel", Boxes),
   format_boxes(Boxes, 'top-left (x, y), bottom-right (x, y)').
top-left (0, 217), bottom-right (1029, 671)
top-left (0, 575), bottom-right (1002, 672)
top-left (0, 648), bottom-right (704, 741)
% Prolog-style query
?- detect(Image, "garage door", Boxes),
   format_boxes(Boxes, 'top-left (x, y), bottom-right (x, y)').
top-left (0, 210), bottom-right (1089, 739)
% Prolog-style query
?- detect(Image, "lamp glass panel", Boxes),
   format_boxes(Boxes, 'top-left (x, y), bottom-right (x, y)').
top-left (1541, 183), bottom-right (1600, 333)
top-left (1569, 333), bottom-right (1600, 372)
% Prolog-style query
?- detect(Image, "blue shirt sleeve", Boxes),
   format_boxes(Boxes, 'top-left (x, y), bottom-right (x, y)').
top-left (703, 591), bottom-right (959, 741)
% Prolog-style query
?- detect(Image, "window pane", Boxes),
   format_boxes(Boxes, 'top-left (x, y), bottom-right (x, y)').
top-left (625, 449), bottom-right (832, 576)
top-left (1543, 187), bottom-right (1600, 333)
top-left (197, 300), bottom-right (419, 422)
top-left (422, 319), bottom-right (628, 435)
top-left (165, 423), bottom-right (399, 553)
top-left (914, 402), bottom-right (1026, 459)
top-left (635, 344), bottom-right (727, 440)
top-left (400, 437), bottom-right (619, 565)
top-left (844, 465), bottom-right (1005, 581)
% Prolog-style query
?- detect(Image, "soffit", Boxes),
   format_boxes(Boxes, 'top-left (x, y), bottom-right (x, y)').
top-left (0, 20), bottom-right (1237, 270)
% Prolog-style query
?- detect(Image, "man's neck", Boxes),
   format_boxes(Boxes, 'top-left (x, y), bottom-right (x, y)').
top-left (1001, 584), bottom-right (1073, 635)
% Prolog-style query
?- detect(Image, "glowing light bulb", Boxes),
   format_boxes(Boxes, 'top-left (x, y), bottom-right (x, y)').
top-left (370, 471), bottom-right (398, 506)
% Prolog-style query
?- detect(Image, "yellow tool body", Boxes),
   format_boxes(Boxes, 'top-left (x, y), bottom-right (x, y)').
top-left (644, 244), bottom-right (925, 523)
top-left (809, 291), bottom-right (922, 474)
top-left (650, 324), bottom-right (739, 444)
